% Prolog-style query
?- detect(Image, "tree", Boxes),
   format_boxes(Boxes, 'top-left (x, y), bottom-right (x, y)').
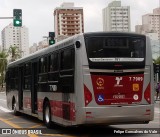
top-left (153, 56), bottom-right (160, 64)
top-left (0, 50), bottom-right (8, 88)
top-left (8, 46), bottom-right (22, 62)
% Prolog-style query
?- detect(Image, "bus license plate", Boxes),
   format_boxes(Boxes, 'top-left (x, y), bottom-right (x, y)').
top-left (113, 94), bottom-right (125, 99)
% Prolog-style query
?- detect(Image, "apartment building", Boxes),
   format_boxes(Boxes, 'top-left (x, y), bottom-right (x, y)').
top-left (54, 2), bottom-right (84, 41)
top-left (102, 1), bottom-right (131, 32)
top-left (135, 8), bottom-right (160, 59)
top-left (1, 23), bottom-right (29, 57)
top-left (136, 8), bottom-right (160, 40)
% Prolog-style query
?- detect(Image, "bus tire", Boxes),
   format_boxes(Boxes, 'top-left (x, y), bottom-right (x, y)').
top-left (144, 121), bottom-right (149, 124)
top-left (44, 101), bottom-right (52, 128)
top-left (12, 98), bottom-right (19, 116)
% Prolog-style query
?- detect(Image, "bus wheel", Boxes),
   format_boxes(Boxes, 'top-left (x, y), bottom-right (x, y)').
top-left (13, 99), bottom-right (19, 116)
top-left (44, 102), bottom-right (52, 128)
top-left (144, 121), bottom-right (149, 124)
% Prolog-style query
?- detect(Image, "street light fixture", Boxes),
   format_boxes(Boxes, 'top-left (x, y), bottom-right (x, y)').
top-left (43, 36), bottom-right (49, 45)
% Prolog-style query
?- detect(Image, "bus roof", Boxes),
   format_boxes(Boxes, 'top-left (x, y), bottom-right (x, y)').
top-left (84, 31), bottom-right (146, 37)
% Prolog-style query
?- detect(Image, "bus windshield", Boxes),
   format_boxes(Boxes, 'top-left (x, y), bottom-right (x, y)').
top-left (85, 35), bottom-right (146, 69)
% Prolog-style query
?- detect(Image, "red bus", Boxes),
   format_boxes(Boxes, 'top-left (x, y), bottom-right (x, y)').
top-left (6, 32), bottom-right (154, 128)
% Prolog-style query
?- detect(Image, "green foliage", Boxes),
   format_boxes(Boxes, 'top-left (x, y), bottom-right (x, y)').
top-left (0, 50), bottom-right (8, 88)
top-left (153, 56), bottom-right (160, 64)
top-left (8, 46), bottom-right (22, 62)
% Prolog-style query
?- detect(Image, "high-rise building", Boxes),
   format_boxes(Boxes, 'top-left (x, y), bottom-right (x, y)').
top-left (1, 23), bottom-right (29, 58)
top-left (135, 8), bottom-right (160, 59)
top-left (54, 2), bottom-right (84, 41)
top-left (29, 40), bottom-right (49, 54)
top-left (102, 1), bottom-right (131, 32)
top-left (135, 8), bottom-right (160, 40)
top-left (146, 33), bottom-right (160, 59)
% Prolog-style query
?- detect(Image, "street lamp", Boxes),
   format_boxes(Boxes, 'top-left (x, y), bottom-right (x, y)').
top-left (43, 36), bottom-right (49, 45)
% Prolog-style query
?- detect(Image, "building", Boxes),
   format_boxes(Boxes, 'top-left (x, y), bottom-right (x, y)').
top-left (102, 1), bottom-right (131, 32)
top-left (135, 7), bottom-right (160, 59)
top-left (29, 40), bottom-right (48, 54)
top-left (135, 25), bottom-right (144, 34)
top-left (37, 39), bottom-right (48, 51)
top-left (1, 23), bottom-right (29, 58)
top-left (146, 33), bottom-right (160, 59)
top-left (135, 8), bottom-right (160, 40)
top-left (54, 2), bottom-right (84, 41)
top-left (143, 8), bottom-right (160, 40)
top-left (29, 43), bottom-right (37, 54)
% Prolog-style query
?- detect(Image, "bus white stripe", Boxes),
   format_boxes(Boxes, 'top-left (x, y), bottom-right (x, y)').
top-left (89, 58), bottom-right (144, 62)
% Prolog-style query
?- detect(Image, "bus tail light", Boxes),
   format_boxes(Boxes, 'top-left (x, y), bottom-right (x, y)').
top-left (84, 85), bottom-right (92, 106)
top-left (144, 83), bottom-right (151, 104)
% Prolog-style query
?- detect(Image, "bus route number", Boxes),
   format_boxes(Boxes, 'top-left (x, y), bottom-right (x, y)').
top-left (129, 77), bottom-right (143, 82)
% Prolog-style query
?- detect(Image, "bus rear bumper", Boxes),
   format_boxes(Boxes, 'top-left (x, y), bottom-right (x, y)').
top-left (82, 104), bottom-right (154, 125)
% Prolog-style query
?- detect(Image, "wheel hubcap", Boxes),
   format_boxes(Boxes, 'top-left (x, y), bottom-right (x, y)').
top-left (45, 107), bottom-right (50, 123)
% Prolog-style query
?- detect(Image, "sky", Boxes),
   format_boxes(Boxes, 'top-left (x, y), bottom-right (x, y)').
top-left (0, 0), bottom-right (159, 46)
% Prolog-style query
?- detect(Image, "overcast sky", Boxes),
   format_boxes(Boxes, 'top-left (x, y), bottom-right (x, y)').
top-left (0, 0), bottom-right (159, 46)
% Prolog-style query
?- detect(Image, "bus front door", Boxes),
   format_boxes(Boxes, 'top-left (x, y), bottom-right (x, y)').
top-left (19, 66), bottom-right (24, 110)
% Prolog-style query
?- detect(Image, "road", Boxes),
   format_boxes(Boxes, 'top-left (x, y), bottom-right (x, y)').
top-left (0, 92), bottom-right (159, 137)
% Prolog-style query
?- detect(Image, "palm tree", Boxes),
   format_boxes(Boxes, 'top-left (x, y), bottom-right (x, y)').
top-left (8, 46), bottom-right (22, 62)
top-left (0, 50), bottom-right (8, 88)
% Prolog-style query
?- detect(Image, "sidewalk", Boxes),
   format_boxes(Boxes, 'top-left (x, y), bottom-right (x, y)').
top-left (155, 99), bottom-right (160, 101)
top-left (0, 87), bottom-right (5, 92)
top-left (155, 99), bottom-right (160, 106)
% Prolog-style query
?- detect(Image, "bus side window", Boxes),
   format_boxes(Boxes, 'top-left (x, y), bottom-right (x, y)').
top-left (60, 48), bottom-right (75, 93)
top-left (48, 52), bottom-right (58, 72)
top-left (131, 51), bottom-right (139, 57)
top-left (24, 63), bottom-right (31, 90)
top-left (48, 52), bottom-right (59, 83)
top-left (60, 48), bottom-right (75, 70)
top-left (38, 57), bottom-right (48, 83)
top-left (39, 57), bottom-right (47, 74)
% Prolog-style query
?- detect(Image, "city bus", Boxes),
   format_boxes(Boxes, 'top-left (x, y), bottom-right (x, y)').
top-left (5, 32), bottom-right (154, 128)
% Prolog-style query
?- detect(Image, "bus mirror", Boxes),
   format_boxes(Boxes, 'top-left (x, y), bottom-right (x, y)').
top-left (75, 41), bottom-right (81, 48)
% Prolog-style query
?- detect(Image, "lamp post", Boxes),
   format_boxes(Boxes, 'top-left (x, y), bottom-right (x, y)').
top-left (43, 36), bottom-right (49, 46)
